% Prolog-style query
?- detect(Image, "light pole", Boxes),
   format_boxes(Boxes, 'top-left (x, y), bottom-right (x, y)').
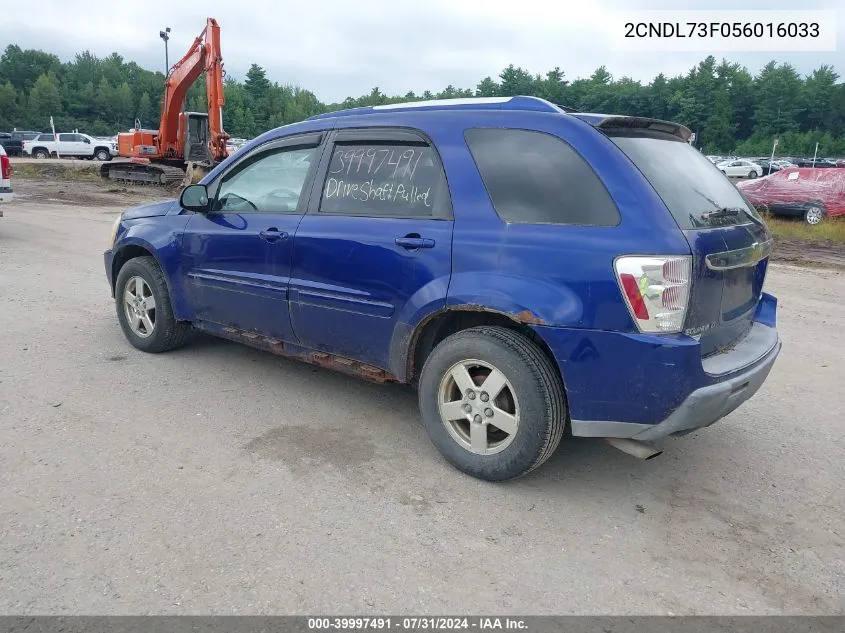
top-left (159, 27), bottom-right (171, 75)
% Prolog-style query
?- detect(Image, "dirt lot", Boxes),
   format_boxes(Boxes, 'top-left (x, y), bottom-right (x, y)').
top-left (1, 178), bottom-right (844, 615)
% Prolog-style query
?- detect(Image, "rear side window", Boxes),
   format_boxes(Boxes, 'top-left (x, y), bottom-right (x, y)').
top-left (318, 142), bottom-right (451, 219)
top-left (464, 128), bottom-right (620, 226)
top-left (37, 134), bottom-right (55, 141)
top-left (609, 134), bottom-right (762, 229)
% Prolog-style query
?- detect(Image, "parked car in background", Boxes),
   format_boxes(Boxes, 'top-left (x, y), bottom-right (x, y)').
top-left (1, 130), bottom-right (40, 156)
top-left (738, 167), bottom-right (845, 224)
top-left (757, 159), bottom-right (795, 175)
top-left (718, 158), bottom-right (762, 178)
top-left (0, 145), bottom-right (13, 212)
top-left (23, 132), bottom-right (117, 160)
top-left (104, 96), bottom-right (780, 481)
top-left (794, 157), bottom-right (838, 168)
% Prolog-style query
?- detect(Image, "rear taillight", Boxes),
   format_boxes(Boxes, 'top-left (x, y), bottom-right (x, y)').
top-left (614, 256), bottom-right (692, 333)
top-left (1, 155), bottom-right (10, 180)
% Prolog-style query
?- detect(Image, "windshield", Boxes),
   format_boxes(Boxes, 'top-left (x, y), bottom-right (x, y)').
top-left (609, 134), bottom-right (762, 229)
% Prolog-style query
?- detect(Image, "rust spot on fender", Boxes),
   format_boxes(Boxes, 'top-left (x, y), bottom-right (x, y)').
top-left (514, 309), bottom-right (546, 325)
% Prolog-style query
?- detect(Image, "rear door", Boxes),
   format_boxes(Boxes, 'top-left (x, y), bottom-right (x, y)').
top-left (289, 127), bottom-right (453, 369)
top-left (608, 132), bottom-right (772, 356)
top-left (58, 134), bottom-right (77, 155)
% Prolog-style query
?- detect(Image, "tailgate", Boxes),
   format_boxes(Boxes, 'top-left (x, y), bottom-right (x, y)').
top-left (605, 128), bottom-right (773, 355)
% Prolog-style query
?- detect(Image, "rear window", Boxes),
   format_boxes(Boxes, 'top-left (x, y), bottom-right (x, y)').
top-left (464, 128), bottom-right (620, 226)
top-left (609, 133), bottom-right (762, 229)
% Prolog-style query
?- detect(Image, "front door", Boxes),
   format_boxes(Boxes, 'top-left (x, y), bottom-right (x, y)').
top-left (180, 132), bottom-right (326, 341)
top-left (289, 128), bottom-right (454, 370)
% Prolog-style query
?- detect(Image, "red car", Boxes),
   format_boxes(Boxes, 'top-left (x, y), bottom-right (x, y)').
top-left (737, 167), bottom-right (845, 225)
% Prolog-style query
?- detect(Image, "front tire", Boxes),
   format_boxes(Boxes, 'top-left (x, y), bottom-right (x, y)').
top-left (748, 170), bottom-right (758, 178)
top-left (95, 148), bottom-right (111, 161)
top-left (418, 326), bottom-right (566, 481)
top-left (115, 256), bottom-right (190, 353)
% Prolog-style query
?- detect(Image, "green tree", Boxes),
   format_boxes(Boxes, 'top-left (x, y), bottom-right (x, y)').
top-left (95, 77), bottom-right (116, 121)
top-left (754, 61), bottom-right (804, 137)
top-left (244, 64), bottom-right (270, 100)
top-left (137, 91), bottom-right (154, 127)
top-left (648, 73), bottom-right (670, 120)
top-left (114, 81), bottom-right (134, 125)
top-left (0, 45), bottom-right (62, 91)
top-left (802, 65), bottom-right (839, 131)
top-left (0, 80), bottom-right (20, 128)
top-left (475, 77), bottom-right (499, 97)
top-left (28, 72), bottom-right (61, 127)
top-left (499, 65), bottom-right (535, 96)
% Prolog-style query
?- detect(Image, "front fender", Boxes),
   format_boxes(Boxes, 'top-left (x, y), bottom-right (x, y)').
top-left (114, 215), bottom-right (191, 318)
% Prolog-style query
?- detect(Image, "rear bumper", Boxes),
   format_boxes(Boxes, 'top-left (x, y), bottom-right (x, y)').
top-left (534, 293), bottom-right (781, 443)
top-left (570, 332), bottom-right (780, 442)
top-left (0, 187), bottom-right (13, 207)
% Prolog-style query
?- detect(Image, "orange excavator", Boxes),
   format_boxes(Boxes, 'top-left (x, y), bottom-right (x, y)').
top-left (101, 17), bottom-right (229, 185)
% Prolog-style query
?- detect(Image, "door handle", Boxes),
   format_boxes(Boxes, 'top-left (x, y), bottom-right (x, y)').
top-left (395, 235), bottom-right (435, 250)
top-left (259, 228), bottom-right (289, 242)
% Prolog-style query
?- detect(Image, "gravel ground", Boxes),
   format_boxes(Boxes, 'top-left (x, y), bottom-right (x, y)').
top-left (0, 193), bottom-right (843, 615)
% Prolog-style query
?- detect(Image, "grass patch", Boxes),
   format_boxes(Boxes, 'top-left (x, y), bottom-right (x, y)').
top-left (11, 162), bottom-right (103, 182)
top-left (763, 215), bottom-right (845, 243)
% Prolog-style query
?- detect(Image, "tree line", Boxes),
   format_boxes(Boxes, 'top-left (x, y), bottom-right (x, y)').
top-left (1, 43), bottom-right (844, 156)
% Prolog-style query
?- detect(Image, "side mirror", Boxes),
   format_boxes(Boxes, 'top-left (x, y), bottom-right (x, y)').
top-left (180, 184), bottom-right (210, 212)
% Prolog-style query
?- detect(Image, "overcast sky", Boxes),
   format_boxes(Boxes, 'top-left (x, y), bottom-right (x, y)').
top-left (3, 0), bottom-right (843, 102)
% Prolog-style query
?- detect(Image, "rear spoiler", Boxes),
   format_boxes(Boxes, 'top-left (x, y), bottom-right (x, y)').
top-left (573, 113), bottom-right (693, 143)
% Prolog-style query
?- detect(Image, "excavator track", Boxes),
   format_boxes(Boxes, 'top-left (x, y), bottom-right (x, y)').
top-left (100, 160), bottom-right (185, 186)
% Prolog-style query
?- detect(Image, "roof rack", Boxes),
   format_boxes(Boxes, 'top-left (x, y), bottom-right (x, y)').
top-left (307, 96), bottom-right (564, 120)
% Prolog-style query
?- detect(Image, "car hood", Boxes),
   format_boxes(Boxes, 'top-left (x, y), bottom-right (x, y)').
top-left (122, 199), bottom-right (178, 220)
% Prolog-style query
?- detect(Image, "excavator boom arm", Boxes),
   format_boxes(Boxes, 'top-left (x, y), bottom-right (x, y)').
top-left (158, 17), bottom-right (227, 160)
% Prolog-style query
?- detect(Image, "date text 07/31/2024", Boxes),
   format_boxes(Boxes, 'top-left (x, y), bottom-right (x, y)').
top-left (307, 617), bottom-right (528, 630)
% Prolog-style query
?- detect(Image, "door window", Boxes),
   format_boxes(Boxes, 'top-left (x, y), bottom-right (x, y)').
top-left (212, 145), bottom-right (318, 214)
top-left (317, 141), bottom-right (451, 218)
top-left (58, 134), bottom-right (74, 142)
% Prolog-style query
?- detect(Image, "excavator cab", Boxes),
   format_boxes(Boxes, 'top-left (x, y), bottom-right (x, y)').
top-left (180, 112), bottom-right (214, 164)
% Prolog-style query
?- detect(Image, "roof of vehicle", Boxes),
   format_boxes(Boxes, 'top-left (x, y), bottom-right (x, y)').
top-left (307, 95), bottom-right (693, 141)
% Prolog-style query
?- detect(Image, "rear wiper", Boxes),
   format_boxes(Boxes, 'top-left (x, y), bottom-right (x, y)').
top-left (700, 207), bottom-right (742, 221)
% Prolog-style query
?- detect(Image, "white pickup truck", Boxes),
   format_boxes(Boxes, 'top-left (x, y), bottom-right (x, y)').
top-left (23, 133), bottom-right (117, 161)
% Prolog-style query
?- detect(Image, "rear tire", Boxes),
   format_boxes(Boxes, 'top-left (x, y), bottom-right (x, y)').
top-left (115, 256), bottom-right (190, 353)
top-left (804, 205), bottom-right (825, 225)
top-left (418, 326), bottom-right (566, 481)
top-left (33, 149), bottom-right (48, 159)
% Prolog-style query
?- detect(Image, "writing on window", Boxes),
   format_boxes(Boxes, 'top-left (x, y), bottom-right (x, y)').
top-left (320, 143), bottom-right (446, 216)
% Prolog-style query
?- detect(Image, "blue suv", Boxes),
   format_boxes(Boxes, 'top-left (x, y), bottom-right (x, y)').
top-left (104, 96), bottom-right (781, 481)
